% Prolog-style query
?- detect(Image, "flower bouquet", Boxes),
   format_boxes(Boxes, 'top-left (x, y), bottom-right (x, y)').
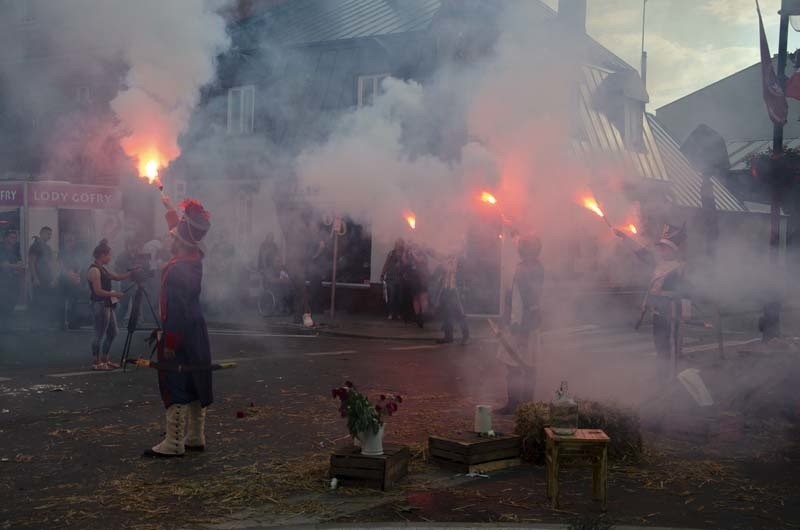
top-left (331, 381), bottom-right (403, 455)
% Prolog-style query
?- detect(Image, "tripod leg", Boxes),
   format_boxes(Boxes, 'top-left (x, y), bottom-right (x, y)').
top-left (140, 288), bottom-right (161, 330)
top-left (120, 328), bottom-right (134, 369)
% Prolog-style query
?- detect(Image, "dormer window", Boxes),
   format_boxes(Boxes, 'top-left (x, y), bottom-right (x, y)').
top-left (594, 70), bottom-right (648, 152)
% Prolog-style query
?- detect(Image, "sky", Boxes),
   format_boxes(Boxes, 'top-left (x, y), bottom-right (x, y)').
top-left (542, 0), bottom-right (800, 109)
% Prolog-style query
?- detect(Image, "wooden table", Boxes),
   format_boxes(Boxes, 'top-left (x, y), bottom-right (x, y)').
top-left (545, 428), bottom-right (609, 510)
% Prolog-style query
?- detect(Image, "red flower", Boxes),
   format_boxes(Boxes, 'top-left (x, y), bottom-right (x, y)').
top-left (396, 395), bottom-right (403, 403)
top-left (380, 394), bottom-right (387, 401)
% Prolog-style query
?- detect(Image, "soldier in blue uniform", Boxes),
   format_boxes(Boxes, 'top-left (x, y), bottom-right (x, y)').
top-left (434, 254), bottom-right (470, 344)
top-left (615, 223), bottom-right (688, 366)
top-left (497, 235), bottom-right (544, 414)
top-left (142, 199), bottom-right (212, 458)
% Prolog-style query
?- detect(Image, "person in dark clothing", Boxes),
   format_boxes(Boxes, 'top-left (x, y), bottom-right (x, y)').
top-left (60, 233), bottom-right (85, 329)
top-left (28, 226), bottom-right (58, 329)
top-left (257, 232), bottom-right (279, 274)
top-left (0, 230), bottom-right (23, 330)
top-left (403, 243), bottom-right (430, 328)
top-left (381, 238), bottom-right (405, 320)
top-left (306, 227), bottom-right (327, 314)
top-left (141, 198), bottom-right (212, 458)
top-left (283, 210), bottom-right (314, 325)
top-left (497, 235), bottom-right (544, 415)
top-left (435, 254), bottom-right (470, 344)
top-left (615, 223), bottom-right (688, 367)
top-left (87, 239), bottom-right (131, 370)
top-left (264, 255), bottom-right (292, 314)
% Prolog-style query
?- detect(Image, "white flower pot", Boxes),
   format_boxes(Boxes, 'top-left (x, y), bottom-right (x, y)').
top-left (357, 425), bottom-right (385, 456)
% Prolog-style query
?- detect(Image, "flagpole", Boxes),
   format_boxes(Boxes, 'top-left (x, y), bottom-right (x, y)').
top-left (640, 0), bottom-right (647, 90)
top-left (763, 0), bottom-right (791, 341)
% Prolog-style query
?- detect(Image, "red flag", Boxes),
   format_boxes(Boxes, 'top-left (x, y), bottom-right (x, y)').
top-left (757, 0), bottom-right (788, 124)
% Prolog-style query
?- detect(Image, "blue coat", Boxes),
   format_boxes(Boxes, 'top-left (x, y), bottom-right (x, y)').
top-left (158, 255), bottom-right (213, 408)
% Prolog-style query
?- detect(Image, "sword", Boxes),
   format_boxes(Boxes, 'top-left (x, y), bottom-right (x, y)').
top-left (127, 359), bottom-right (237, 372)
top-left (487, 319), bottom-right (532, 370)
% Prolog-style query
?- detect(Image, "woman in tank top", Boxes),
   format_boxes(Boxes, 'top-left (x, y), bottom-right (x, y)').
top-left (87, 239), bottom-right (133, 370)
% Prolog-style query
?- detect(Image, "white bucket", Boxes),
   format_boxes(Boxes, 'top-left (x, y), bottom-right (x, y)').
top-left (358, 425), bottom-right (385, 456)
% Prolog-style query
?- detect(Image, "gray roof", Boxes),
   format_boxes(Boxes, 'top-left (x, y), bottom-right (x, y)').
top-left (236, 0), bottom-right (442, 47)
top-left (647, 114), bottom-right (746, 213)
top-left (234, 0), bottom-right (636, 75)
top-left (570, 64), bottom-right (745, 212)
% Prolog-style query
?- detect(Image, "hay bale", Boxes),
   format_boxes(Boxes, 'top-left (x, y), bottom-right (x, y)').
top-left (514, 400), bottom-right (643, 464)
top-left (514, 402), bottom-right (550, 463)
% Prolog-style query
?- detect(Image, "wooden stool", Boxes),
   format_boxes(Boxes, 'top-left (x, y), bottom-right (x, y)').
top-left (545, 428), bottom-right (609, 510)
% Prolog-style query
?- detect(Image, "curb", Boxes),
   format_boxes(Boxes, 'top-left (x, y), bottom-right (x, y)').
top-left (264, 522), bottom-right (694, 530)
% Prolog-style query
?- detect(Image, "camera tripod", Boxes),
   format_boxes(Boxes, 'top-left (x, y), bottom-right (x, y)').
top-left (119, 282), bottom-right (161, 371)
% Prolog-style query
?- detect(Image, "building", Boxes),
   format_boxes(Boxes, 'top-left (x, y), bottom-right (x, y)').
top-left (656, 59), bottom-right (795, 259)
top-left (171, 0), bottom-right (755, 315)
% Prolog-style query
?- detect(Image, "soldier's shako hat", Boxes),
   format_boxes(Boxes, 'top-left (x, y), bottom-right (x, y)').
top-left (657, 223), bottom-right (686, 251)
top-left (518, 234), bottom-right (542, 259)
top-left (171, 199), bottom-right (210, 250)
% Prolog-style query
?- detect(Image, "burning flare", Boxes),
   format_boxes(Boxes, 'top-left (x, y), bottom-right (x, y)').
top-left (144, 159), bottom-right (159, 183)
top-left (628, 224), bottom-right (638, 235)
top-left (135, 150), bottom-right (164, 189)
top-left (480, 191), bottom-right (498, 205)
top-left (404, 212), bottom-right (416, 230)
top-left (582, 196), bottom-right (604, 218)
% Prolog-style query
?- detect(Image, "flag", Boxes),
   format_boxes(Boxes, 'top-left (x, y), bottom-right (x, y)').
top-left (757, 0), bottom-right (788, 124)
top-left (786, 70), bottom-right (800, 100)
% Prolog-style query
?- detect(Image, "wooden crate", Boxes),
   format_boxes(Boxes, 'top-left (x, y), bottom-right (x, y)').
top-left (329, 443), bottom-right (410, 490)
top-left (428, 432), bottom-right (521, 473)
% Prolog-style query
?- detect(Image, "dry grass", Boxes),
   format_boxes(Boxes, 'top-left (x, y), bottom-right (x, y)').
top-left (514, 400), bottom-right (643, 464)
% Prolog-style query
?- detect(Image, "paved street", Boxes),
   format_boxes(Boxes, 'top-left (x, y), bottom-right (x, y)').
top-left (2, 318), bottom-right (797, 529)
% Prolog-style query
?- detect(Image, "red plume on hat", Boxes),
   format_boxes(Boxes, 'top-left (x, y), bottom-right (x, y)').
top-left (180, 199), bottom-right (210, 222)
top-left (171, 198), bottom-right (210, 248)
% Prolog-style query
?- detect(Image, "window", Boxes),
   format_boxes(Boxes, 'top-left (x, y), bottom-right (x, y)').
top-left (174, 179), bottom-right (187, 200)
top-left (21, 27), bottom-right (48, 61)
top-left (74, 86), bottom-right (92, 105)
top-left (235, 192), bottom-right (253, 245)
top-left (227, 85), bottom-right (255, 134)
top-left (19, 0), bottom-right (35, 23)
top-left (357, 74), bottom-right (388, 107)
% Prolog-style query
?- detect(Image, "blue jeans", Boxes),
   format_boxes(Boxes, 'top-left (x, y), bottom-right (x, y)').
top-left (91, 302), bottom-right (118, 359)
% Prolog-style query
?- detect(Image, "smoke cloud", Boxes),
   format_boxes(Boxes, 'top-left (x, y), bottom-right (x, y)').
top-left (0, 0), bottom-right (232, 180)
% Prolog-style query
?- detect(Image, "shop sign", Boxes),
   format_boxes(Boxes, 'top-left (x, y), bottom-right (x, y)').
top-left (0, 183), bottom-right (24, 207)
top-left (28, 182), bottom-right (121, 210)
